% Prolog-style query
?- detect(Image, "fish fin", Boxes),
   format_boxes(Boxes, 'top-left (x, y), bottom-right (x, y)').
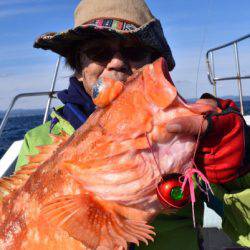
top-left (0, 163), bottom-right (39, 196)
top-left (28, 132), bottom-right (69, 164)
top-left (49, 131), bottom-right (69, 145)
top-left (143, 58), bottom-right (177, 109)
top-left (42, 193), bottom-right (155, 249)
top-left (0, 132), bottom-right (69, 198)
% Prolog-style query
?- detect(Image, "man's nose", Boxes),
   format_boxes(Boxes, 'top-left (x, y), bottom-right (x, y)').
top-left (106, 52), bottom-right (130, 73)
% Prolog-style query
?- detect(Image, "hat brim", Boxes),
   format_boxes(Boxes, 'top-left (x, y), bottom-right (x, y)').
top-left (34, 19), bottom-right (175, 71)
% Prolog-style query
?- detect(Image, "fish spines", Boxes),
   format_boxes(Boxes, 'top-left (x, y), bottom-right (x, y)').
top-left (41, 192), bottom-right (155, 249)
top-left (0, 132), bottom-right (69, 200)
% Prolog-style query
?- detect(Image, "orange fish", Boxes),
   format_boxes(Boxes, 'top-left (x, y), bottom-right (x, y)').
top-left (0, 58), bottom-right (214, 250)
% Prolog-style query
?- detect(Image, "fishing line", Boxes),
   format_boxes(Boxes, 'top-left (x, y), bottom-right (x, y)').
top-left (195, 0), bottom-right (213, 98)
top-left (145, 133), bottom-right (163, 178)
top-left (167, 117), bottom-right (213, 228)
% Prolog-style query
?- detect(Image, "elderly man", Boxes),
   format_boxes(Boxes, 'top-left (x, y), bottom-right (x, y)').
top-left (16, 0), bottom-right (250, 249)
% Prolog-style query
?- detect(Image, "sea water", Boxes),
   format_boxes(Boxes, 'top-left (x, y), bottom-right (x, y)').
top-left (0, 114), bottom-right (43, 159)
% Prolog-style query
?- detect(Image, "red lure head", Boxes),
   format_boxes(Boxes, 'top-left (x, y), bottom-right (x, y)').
top-left (156, 173), bottom-right (190, 209)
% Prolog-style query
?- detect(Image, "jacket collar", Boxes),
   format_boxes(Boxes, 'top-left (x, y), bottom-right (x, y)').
top-left (57, 77), bottom-right (96, 129)
top-left (57, 76), bottom-right (95, 115)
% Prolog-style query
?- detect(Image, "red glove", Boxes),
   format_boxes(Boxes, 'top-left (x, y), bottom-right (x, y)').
top-left (195, 93), bottom-right (250, 183)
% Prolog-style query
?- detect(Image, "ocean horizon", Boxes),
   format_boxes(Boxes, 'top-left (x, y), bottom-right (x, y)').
top-left (1, 95), bottom-right (250, 116)
top-left (1, 98), bottom-right (250, 160)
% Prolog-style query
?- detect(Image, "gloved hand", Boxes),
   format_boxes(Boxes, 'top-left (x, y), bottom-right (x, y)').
top-left (166, 94), bottom-right (250, 184)
top-left (166, 98), bottom-right (217, 136)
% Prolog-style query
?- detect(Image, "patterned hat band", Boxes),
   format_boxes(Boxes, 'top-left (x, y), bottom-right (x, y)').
top-left (34, 18), bottom-right (176, 71)
top-left (34, 0), bottom-right (176, 71)
top-left (84, 19), bottom-right (138, 31)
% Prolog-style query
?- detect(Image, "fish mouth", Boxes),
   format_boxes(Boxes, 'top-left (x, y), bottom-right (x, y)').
top-left (91, 77), bottom-right (124, 107)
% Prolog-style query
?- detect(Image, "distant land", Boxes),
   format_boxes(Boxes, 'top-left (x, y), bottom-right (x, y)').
top-left (0, 96), bottom-right (249, 118)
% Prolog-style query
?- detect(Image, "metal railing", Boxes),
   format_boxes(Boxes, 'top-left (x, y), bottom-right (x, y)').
top-left (0, 56), bottom-right (61, 139)
top-left (206, 34), bottom-right (250, 115)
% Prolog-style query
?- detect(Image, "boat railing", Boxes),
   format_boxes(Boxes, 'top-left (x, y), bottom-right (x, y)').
top-left (0, 57), bottom-right (61, 175)
top-left (0, 56), bottom-right (61, 140)
top-left (206, 34), bottom-right (250, 115)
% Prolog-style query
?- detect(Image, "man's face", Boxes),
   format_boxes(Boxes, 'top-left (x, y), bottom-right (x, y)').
top-left (76, 37), bottom-right (156, 96)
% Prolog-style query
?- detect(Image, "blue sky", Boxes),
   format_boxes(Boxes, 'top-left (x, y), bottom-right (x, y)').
top-left (0, 0), bottom-right (249, 110)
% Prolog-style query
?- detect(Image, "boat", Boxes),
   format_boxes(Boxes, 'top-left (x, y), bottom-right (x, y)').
top-left (0, 34), bottom-right (249, 249)
top-left (0, 56), bottom-right (61, 177)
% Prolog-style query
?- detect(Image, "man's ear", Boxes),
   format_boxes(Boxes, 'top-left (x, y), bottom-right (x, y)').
top-left (143, 58), bottom-right (177, 109)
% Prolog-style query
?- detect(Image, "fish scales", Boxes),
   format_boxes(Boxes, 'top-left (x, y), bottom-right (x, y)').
top-left (0, 58), bottom-right (214, 249)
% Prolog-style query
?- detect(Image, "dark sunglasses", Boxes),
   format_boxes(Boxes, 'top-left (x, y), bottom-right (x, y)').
top-left (80, 45), bottom-right (154, 64)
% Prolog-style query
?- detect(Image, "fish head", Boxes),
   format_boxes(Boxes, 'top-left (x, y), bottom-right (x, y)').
top-left (63, 58), bottom-right (216, 225)
top-left (69, 58), bottom-right (216, 211)
top-left (137, 58), bottom-right (217, 210)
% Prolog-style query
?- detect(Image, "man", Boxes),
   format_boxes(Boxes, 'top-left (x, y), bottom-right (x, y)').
top-left (16, 0), bottom-right (250, 249)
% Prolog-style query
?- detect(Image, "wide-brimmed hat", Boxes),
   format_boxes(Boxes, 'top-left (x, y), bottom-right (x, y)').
top-left (34, 0), bottom-right (175, 71)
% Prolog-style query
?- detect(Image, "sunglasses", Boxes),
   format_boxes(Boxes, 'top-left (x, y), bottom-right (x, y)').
top-left (80, 45), bottom-right (154, 64)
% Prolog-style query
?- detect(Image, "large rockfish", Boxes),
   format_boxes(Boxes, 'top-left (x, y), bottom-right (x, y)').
top-left (0, 58), bottom-right (213, 249)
